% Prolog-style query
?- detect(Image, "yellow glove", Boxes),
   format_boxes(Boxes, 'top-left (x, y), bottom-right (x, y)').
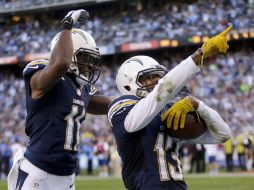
top-left (201, 26), bottom-right (232, 66)
top-left (161, 97), bottom-right (194, 131)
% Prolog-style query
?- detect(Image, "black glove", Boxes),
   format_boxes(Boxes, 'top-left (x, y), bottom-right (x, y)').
top-left (60, 9), bottom-right (89, 30)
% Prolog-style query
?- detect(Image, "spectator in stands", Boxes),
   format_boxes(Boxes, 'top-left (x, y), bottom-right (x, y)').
top-left (0, 138), bottom-right (2, 179)
top-left (189, 144), bottom-right (206, 173)
top-left (189, 144), bottom-right (198, 173)
top-left (205, 144), bottom-right (219, 175)
top-left (81, 128), bottom-right (95, 175)
top-left (224, 138), bottom-right (234, 172)
top-left (0, 139), bottom-right (12, 179)
top-left (236, 133), bottom-right (247, 171)
top-left (109, 141), bottom-right (121, 177)
top-left (94, 136), bottom-right (109, 178)
top-left (243, 132), bottom-right (254, 171)
top-left (83, 142), bottom-right (94, 175)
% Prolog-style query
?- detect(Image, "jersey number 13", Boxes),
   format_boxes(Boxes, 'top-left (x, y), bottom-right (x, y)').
top-left (154, 132), bottom-right (183, 181)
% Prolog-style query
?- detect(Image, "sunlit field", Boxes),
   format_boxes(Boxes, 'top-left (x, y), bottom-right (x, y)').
top-left (1, 173), bottom-right (254, 190)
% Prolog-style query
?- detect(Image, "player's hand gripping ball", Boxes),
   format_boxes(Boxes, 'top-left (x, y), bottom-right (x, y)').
top-left (161, 97), bottom-right (207, 139)
top-left (161, 97), bottom-right (194, 131)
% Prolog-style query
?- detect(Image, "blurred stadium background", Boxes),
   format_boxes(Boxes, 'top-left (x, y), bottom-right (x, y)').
top-left (0, 0), bottom-right (254, 189)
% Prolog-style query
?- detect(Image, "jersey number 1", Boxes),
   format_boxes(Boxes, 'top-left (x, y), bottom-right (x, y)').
top-left (154, 132), bottom-right (183, 181)
top-left (64, 105), bottom-right (86, 151)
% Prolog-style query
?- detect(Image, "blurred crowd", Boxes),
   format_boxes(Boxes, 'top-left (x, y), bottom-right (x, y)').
top-left (1, 0), bottom-right (254, 56)
top-left (1, 49), bottom-right (254, 178)
top-left (0, 0), bottom-right (70, 9)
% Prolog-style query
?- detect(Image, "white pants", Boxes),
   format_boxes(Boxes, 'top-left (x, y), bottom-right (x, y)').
top-left (8, 151), bottom-right (75, 190)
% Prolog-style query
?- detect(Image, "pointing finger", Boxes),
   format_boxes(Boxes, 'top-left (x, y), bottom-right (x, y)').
top-left (219, 26), bottom-right (232, 36)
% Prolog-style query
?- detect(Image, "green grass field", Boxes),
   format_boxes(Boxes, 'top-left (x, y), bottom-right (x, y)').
top-left (1, 173), bottom-right (254, 190)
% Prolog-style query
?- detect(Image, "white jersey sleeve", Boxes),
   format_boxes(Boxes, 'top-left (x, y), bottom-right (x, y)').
top-left (185, 101), bottom-right (232, 144)
top-left (124, 56), bottom-right (200, 132)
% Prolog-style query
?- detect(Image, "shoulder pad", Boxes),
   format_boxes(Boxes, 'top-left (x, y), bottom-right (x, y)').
top-left (108, 95), bottom-right (139, 122)
top-left (110, 95), bottom-right (140, 107)
top-left (24, 59), bottom-right (49, 70)
top-left (23, 59), bottom-right (49, 78)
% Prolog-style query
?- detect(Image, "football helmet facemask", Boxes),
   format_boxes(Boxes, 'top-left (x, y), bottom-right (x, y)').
top-left (51, 28), bottom-right (101, 86)
top-left (116, 56), bottom-right (167, 98)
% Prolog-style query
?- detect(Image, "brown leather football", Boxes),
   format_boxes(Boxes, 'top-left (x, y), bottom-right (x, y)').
top-left (164, 111), bottom-right (207, 140)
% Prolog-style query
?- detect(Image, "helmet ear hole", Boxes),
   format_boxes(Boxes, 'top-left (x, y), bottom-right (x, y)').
top-left (124, 86), bottom-right (131, 91)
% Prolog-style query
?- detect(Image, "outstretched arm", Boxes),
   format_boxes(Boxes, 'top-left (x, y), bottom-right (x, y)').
top-left (30, 10), bottom-right (89, 99)
top-left (124, 26), bottom-right (232, 133)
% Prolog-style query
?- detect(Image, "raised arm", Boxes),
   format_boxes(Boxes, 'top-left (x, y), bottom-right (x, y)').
top-left (30, 10), bottom-right (89, 99)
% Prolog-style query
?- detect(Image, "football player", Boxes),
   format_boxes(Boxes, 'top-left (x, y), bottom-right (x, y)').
top-left (107, 27), bottom-right (232, 190)
top-left (8, 10), bottom-right (111, 190)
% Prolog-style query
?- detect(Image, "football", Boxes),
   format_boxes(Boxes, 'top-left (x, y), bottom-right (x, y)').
top-left (164, 111), bottom-right (207, 140)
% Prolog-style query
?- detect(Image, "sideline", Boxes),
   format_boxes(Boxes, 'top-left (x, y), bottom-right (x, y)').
top-left (76, 172), bottom-right (254, 181)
